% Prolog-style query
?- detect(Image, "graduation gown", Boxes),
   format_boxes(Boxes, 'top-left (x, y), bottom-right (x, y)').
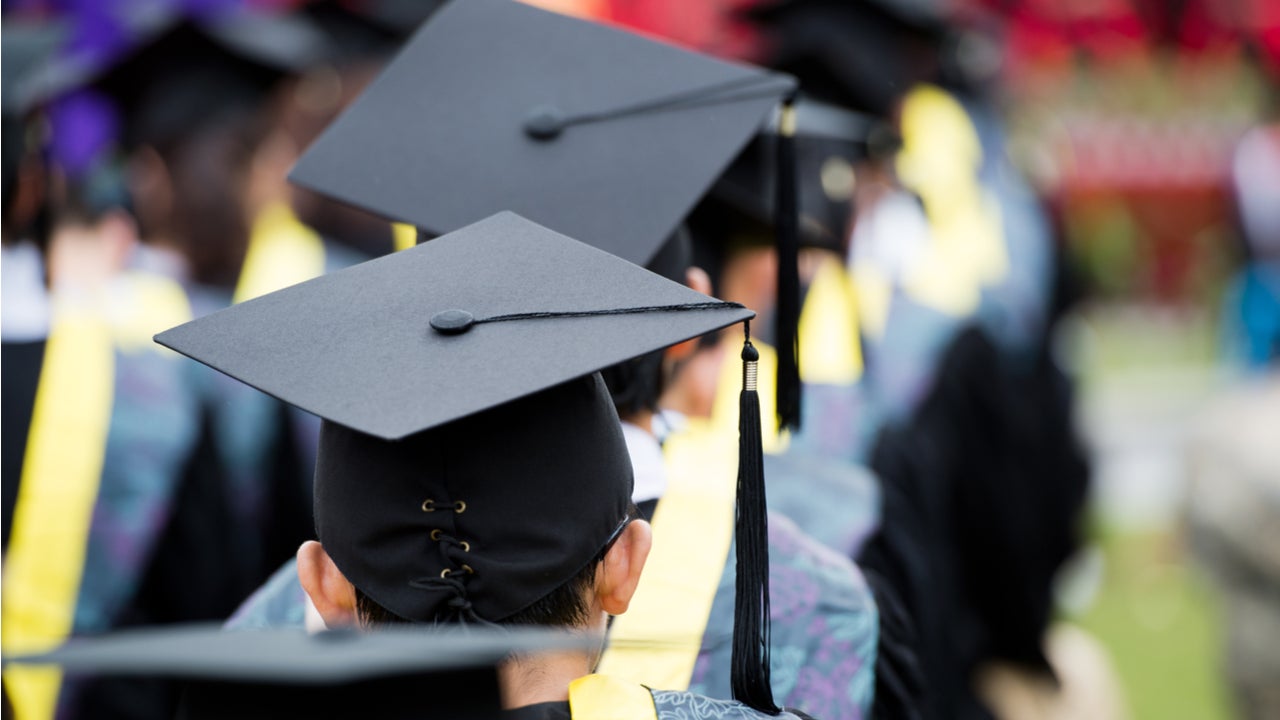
top-left (1, 270), bottom-right (260, 720)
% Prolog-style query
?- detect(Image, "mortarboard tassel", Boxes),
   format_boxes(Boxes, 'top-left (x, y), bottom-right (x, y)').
top-left (731, 322), bottom-right (780, 714)
top-left (774, 94), bottom-right (802, 433)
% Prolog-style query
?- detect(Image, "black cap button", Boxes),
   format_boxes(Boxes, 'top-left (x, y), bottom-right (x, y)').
top-left (523, 106), bottom-right (565, 141)
top-left (430, 310), bottom-right (475, 335)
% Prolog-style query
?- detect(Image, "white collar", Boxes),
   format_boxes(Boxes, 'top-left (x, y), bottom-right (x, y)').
top-left (621, 420), bottom-right (666, 504)
top-left (1, 241), bottom-right (50, 342)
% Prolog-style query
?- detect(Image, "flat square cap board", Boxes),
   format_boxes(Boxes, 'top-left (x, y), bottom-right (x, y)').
top-left (288, 0), bottom-right (796, 268)
top-left (2, 623), bottom-right (594, 719)
top-left (12, 4), bottom-right (327, 116)
top-left (154, 211), bottom-right (753, 440)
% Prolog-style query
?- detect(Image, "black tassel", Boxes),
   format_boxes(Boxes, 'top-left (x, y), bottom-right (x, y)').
top-left (774, 94), bottom-right (802, 432)
top-left (731, 327), bottom-right (779, 714)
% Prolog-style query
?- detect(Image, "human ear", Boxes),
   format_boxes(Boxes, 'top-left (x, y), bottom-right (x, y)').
top-left (598, 520), bottom-right (653, 616)
top-left (296, 541), bottom-right (357, 629)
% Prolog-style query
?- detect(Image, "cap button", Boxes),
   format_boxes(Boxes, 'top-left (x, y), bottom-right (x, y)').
top-left (523, 106), bottom-right (565, 141)
top-left (430, 309), bottom-right (475, 335)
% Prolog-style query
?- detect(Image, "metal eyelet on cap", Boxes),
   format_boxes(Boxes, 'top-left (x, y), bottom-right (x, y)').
top-left (421, 499), bottom-right (436, 512)
top-left (454, 501), bottom-right (467, 514)
top-left (460, 541), bottom-right (470, 552)
top-left (430, 529), bottom-right (443, 541)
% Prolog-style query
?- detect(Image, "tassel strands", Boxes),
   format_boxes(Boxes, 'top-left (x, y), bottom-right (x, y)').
top-left (731, 322), bottom-right (779, 714)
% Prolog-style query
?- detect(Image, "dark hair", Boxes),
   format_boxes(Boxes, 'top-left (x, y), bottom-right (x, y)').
top-left (600, 350), bottom-right (666, 419)
top-left (355, 505), bottom-right (638, 629)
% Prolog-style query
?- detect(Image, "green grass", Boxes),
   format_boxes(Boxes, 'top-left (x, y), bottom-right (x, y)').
top-left (1074, 528), bottom-right (1235, 720)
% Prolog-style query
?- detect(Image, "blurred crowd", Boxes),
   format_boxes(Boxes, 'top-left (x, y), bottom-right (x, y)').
top-left (1, 0), bottom-right (1277, 719)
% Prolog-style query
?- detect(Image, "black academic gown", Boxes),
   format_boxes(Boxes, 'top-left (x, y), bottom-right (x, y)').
top-left (859, 324), bottom-right (1089, 720)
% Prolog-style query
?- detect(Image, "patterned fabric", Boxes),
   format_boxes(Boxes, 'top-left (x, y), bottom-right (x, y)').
top-left (763, 451), bottom-right (880, 559)
top-left (651, 688), bottom-right (812, 719)
top-left (224, 558), bottom-right (308, 631)
top-left (789, 380), bottom-right (880, 465)
top-left (689, 513), bottom-right (878, 719)
top-left (72, 345), bottom-right (201, 633)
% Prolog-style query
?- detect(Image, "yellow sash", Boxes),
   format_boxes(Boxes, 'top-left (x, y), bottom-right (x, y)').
top-left (599, 259), bottom-right (864, 689)
top-left (392, 222), bottom-right (417, 252)
top-left (233, 202), bottom-right (327, 304)
top-left (798, 254), bottom-right (863, 385)
top-left (894, 84), bottom-right (1007, 318)
top-left (852, 264), bottom-right (893, 342)
top-left (2, 273), bottom-right (193, 720)
top-left (597, 419), bottom-right (738, 689)
top-left (569, 674), bottom-right (658, 720)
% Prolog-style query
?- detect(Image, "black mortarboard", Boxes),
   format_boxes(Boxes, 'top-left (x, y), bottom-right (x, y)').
top-left (747, 0), bottom-right (947, 118)
top-left (289, 0), bottom-right (794, 268)
top-left (297, 0), bottom-right (402, 65)
top-left (154, 211), bottom-right (780, 712)
top-left (701, 97), bottom-right (901, 253)
top-left (289, 0), bottom-right (804, 432)
top-left (3, 623), bottom-right (592, 719)
top-left (16, 5), bottom-right (327, 149)
top-left (2, 20), bottom-right (68, 117)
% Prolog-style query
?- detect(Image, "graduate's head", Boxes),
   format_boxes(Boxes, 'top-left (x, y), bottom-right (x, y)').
top-left (154, 212), bottom-right (752, 632)
top-left (296, 373), bottom-right (652, 632)
top-left (105, 22), bottom-right (287, 288)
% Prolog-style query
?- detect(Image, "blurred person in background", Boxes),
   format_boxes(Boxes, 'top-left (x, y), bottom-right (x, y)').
top-left (743, 1), bottom-right (1103, 718)
top-left (0, 4), bottom-right (343, 718)
top-left (1219, 126), bottom-right (1280, 370)
top-left (1, 77), bottom-right (222, 720)
top-left (1185, 122), bottom-right (1280, 720)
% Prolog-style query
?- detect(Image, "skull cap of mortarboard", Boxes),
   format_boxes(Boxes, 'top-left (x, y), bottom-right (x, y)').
top-left (3, 623), bottom-right (593, 719)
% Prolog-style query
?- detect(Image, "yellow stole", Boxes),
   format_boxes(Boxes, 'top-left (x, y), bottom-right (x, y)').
top-left (569, 674), bottom-right (658, 719)
top-left (798, 254), bottom-right (863, 385)
top-left (233, 202), bottom-right (327, 304)
top-left (894, 84), bottom-right (1007, 319)
top-left (599, 258), bottom-right (865, 687)
top-left (597, 418), bottom-right (739, 688)
top-left (392, 222), bottom-right (418, 252)
top-left (2, 272), bottom-right (193, 720)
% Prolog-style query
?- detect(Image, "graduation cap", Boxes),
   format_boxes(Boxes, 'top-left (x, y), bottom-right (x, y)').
top-left (2, 623), bottom-right (593, 719)
top-left (699, 97), bottom-right (902, 254)
top-left (154, 212), bottom-right (782, 712)
top-left (2, 20), bottom-right (68, 117)
top-left (2, 20), bottom-right (65, 200)
top-left (15, 4), bottom-right (328, 149)
top-left (746, 0), bottom-right (948, 118)
top-left (288, 0), bottom-right (805, 433)
top-left (296, 0), bottom-right (402, 65)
